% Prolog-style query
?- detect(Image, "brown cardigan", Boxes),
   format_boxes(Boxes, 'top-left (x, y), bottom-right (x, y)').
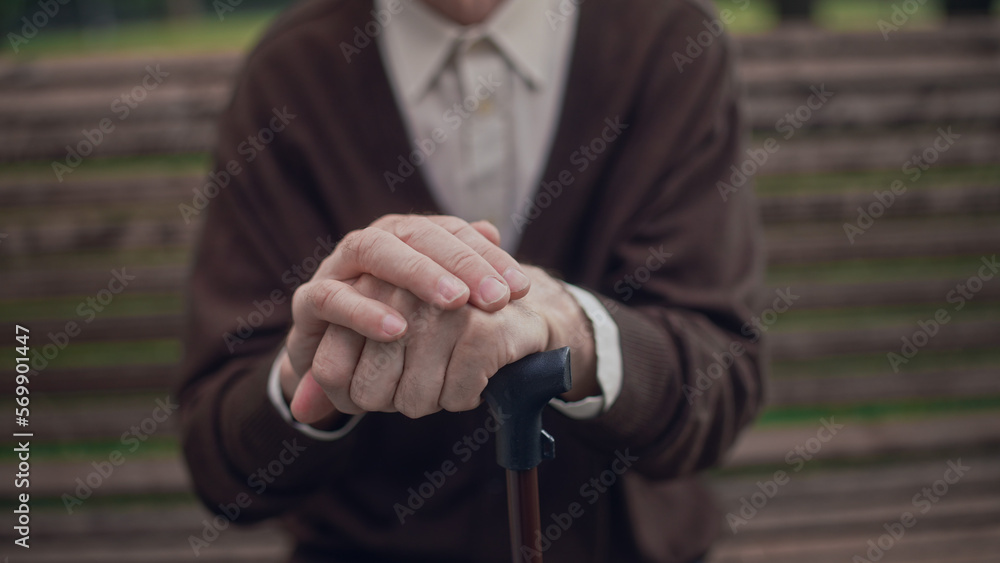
top-left (179, 1), bottom-right (767, 561)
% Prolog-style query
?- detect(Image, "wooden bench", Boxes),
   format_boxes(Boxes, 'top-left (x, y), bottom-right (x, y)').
top-left (1, 20), bottom-right (998, 562)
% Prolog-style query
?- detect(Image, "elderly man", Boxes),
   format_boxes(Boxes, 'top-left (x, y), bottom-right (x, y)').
top-left (179, 0), bottom-right (766, 561)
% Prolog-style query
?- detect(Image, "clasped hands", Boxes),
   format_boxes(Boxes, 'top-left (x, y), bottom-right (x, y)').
top-left (276, 214), bottom-right (598, 428)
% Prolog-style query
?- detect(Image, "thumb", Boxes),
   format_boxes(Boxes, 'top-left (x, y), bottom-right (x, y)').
top-left (289, 370), bottom-right (339, 424)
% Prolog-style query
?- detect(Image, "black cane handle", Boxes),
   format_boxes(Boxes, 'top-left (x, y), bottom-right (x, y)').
top-left (483, 348), bottom-right (572, 472)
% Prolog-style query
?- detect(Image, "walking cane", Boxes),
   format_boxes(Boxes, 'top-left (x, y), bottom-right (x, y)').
top-left (483, 347), bottom-right (572, 563)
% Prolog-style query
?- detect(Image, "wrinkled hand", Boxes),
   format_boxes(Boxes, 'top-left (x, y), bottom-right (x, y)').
top-left (285, 266), bottom-right (598, 423)
top-left (283, 214), bottom-right (530, 387)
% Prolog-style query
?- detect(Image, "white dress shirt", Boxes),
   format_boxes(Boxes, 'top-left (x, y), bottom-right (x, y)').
top-left (268, 0), bottom-right (622, 438)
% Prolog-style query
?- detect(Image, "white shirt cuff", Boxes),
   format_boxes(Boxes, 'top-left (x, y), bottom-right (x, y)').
top-left (267, 347), bottom-right (364, 441)
top-left (548, 284), bottom-right (624, 420)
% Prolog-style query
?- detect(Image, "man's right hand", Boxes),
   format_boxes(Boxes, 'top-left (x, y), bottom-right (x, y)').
top-left (279, 214), bottom-right (531, 417)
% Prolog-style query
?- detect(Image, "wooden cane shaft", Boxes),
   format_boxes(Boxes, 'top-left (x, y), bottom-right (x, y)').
top-left (506, 468), bottom-right (542, 563)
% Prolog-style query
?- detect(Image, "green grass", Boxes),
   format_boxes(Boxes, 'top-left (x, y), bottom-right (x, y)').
top-left (0, 435), bottom-right (179, 464)
top-left (0, 338), bottom-right (180, 369)
top-left (2, 10), bottom-right (280, 60)
top-left (3, 0), bottom-right (997, 61)
top-left (0, 247), bottom-right (191, 272)
top-left (0, 153), bottom-right (210, 182)
top-left (0, 293), bottom-right (182, 322)
top-left (812, 0), bottom-right (947, 30)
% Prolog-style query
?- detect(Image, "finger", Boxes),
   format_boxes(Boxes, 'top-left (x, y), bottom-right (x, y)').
top-left (469, 220), bottom-right (501, 246)
top-left (289, 370), bottom-right (339, 423)
top-left (293, 278), bottom-right (408, 343)
top-left (350, 338), bottom-right (405, 413)
top-left (392, 310), bottom-right (454, 418)
top-left (427, 216), bottom-right (531, 302)
top-left (308, 324), bottom-right (366, 415)
top-left (376, 216), bottom-right (513, 310)
top-left (286, 324), bottom-right (323, 379)
top-left (439, 352), bottom-right (490, 413)
top-left (278, 349), bottom-right (301, 400)
top-left (327, 226), bottom-right (472, 309)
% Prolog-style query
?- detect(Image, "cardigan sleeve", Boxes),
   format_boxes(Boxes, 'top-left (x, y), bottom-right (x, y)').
top-left (176, 34), bottom-right (366, 523)
top-left (562, 6), bottom-right (767, 480)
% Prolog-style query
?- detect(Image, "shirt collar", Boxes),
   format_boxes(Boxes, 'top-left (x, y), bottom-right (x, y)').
top-left (378, 0), bottom-right (554, 102)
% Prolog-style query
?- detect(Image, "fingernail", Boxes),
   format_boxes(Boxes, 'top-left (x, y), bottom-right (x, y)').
top-left (479, 276), bottom-right (509, 305)
top-left (381, 314), bottom-right (406, 336)
top-left (503, 268), bottom-right (530, 293)
top-left (438, 275), bottom-right (468, 304)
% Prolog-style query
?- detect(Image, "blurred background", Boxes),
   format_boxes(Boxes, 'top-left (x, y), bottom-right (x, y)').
top-left (1, 1), bottom-right (998, 561)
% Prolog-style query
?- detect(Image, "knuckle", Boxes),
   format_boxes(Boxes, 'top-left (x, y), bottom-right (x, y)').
top-left (438, 394), bottom-right (462, 412)
top-left (354, 227), bottom-right (383, 265)
top-left (399, 219), bottom-right (434, 247)
top-left (310, 354), bottom-right (346, 390)
top-left (399, 253), bottom-right (429, 280)
top-left (349, 379), bottom-right (378, 411)
top-left (344, 296), bottom-right (370, 328)
top-left (313, 281), bottom-right (344, 316)
top-left (290, 284), bottom-right (310, 317)
top-left (434, 215), bottom-right (468, 233)
top-left (442, 372), bottom-right (487, 412)
top-left (338, 229), bottom-right (364, 257)
top-left (394, 376), bottom-right (438, 419)
top-left (448, 249), bottom-right (485, 276)
top-left (393, 393), bottom-right (421, 419)
top-left (372, 214), bottom-right (401, 229)
top-left (403, 216), bottom-right (439, 245)
top-left (474, 220), bottom-right (500, 238)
